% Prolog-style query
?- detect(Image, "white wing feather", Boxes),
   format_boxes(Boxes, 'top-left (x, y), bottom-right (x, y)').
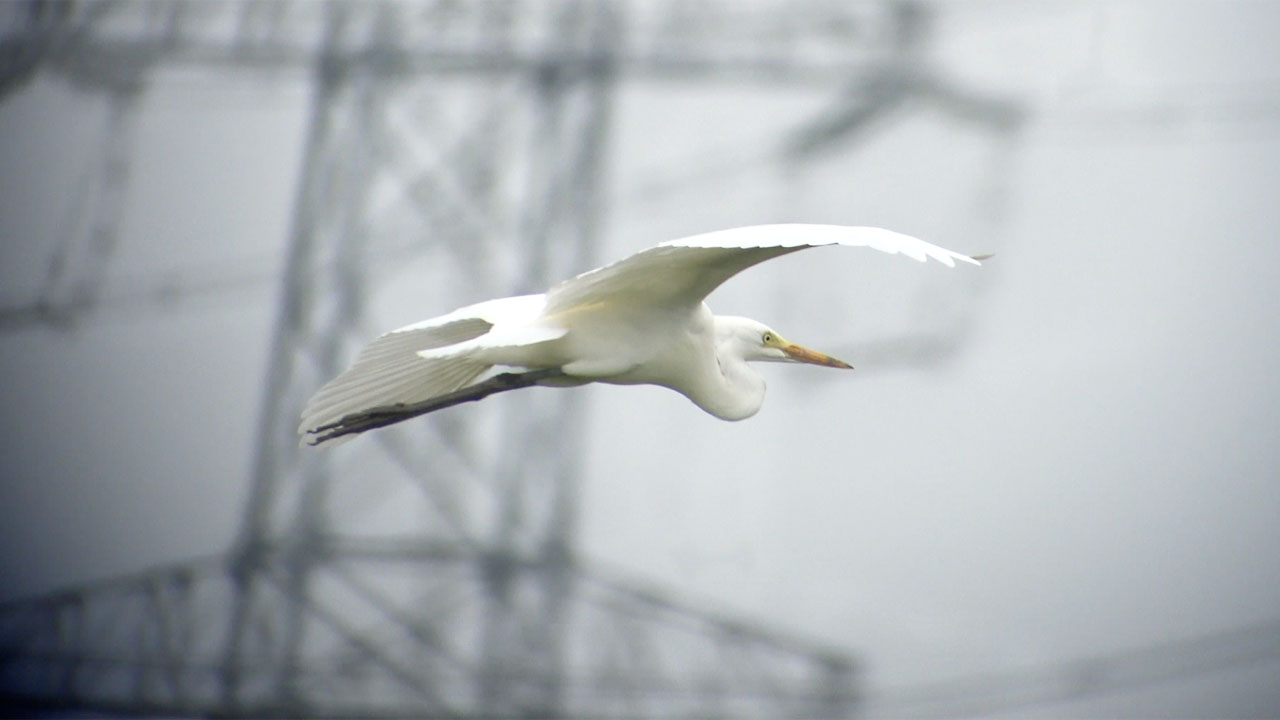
top-left (298, 319), bottom-right (493, 436)
top-left (545, 224), bottom-right (978, 314)
top-left (298, 295), bottom-right (555, 435)
top-left (662, 224), bottom-right (979, 265)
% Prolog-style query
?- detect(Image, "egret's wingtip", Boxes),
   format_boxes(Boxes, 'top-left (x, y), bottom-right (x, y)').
top-left (970, 253), bottom-right (994, 262)
top-left (300, 431), bottom-right (353, 449)
top-left (299, 424), bottom-right (346, 449)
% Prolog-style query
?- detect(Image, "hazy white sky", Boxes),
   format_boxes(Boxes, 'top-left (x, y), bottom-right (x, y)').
top-left (2, 2), bottom-right (1279, 716)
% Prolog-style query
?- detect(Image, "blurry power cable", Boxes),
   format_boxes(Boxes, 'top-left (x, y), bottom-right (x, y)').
top-left (0, 230), bottom-right (447, 329)
top-left (862, 617), bottom-right (1280, 717)
top-left (0, 256), bottom-right (278, 329)
top-left (616, 83), bottom-right (1280, 212)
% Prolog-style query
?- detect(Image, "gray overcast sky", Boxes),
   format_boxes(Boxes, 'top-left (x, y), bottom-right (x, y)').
top-left (2, 2), bottom-right (1279, 716)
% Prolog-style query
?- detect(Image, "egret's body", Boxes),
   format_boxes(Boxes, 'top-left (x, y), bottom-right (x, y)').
top-left (300, 224), bottom-right (980, 444)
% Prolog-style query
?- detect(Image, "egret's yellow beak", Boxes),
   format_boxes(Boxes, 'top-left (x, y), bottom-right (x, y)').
top-left (776, 337), bottom-right (853, 369)
top-left (782, 342), bottom-right (852, 369)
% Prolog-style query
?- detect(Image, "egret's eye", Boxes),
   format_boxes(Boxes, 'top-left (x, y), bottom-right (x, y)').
top-left (762, 332), bottom-right (773, 344)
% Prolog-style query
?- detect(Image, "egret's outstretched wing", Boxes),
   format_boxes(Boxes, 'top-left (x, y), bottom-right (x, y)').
top-left (299, 294), bottom-right (567, 441)
top-left (303, 368), bottom-right (567, 445)
top-left (298, 316), bottom-right (494, 438)
top-left (544, 224), bottom-right (979, 314)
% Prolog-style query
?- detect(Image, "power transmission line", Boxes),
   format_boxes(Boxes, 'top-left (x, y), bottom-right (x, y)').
top-left (863, 618), bottom-right (1280, 717)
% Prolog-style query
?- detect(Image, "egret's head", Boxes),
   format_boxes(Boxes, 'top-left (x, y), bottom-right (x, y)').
top-left (718, 316), bottom-right (852, 369)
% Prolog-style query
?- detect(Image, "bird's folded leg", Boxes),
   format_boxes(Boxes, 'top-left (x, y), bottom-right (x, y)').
top-left (304, 367), bottom-right (566, 446)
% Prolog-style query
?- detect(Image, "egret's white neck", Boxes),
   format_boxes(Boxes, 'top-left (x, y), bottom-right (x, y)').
top-left (690, 322), bottom-right (767, 421)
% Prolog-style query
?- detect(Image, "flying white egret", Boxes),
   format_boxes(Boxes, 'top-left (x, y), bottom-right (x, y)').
top-left (300, 224), bottom-right (982, 445)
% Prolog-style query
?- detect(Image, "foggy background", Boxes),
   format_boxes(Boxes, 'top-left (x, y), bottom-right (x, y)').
top-left (2, 1), bottom-right (1279, 717)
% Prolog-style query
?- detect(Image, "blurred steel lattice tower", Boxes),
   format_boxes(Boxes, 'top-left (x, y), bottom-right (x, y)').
top-left (0, 1), bottom-right (1009, 716)
top-left (224, 2), bottom-right (620, 715)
